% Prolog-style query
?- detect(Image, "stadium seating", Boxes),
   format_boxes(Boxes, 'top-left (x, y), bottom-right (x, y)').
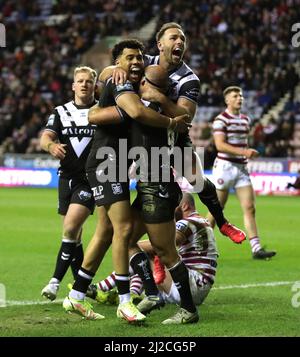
top-left (1, 0), bottom-right (300, 161)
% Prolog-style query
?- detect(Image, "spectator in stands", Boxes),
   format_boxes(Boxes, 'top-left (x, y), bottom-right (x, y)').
top-left (250, 119), bottom-right (266, 156)
top-left (1, 0), bottom-right (299, 159)
top-left (207, 86), bottom-right (276, 260)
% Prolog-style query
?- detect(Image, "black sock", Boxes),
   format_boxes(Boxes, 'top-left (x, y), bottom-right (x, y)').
top-left (73, 267), bottom-right (95, 293)
top-left (53, 240), bottom-right (77, 281)
top-left (115, 274), bottom-right (130, 295)
top-left (169, 261), bottom-right (196, 313)
top-left (130, 252), bottom-right (159, 296)
top-left (197, 178), bottom-right (226, 228)
top-left (70, 242), bottom-right (84, 279)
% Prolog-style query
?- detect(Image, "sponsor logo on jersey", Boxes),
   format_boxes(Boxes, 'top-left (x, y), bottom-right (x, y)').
top-left (176, 222), bottom-right (188, 231)
top-left (185, 87), bottom-right (199, 101)
top-left (61, 128), bottom-right (95, 136)
top-left (111, 183), bottom-right (123, 195)
top-left (78, 190), bottom-right (92, 201)
top-left (91, 185), bottom-right (104, 200)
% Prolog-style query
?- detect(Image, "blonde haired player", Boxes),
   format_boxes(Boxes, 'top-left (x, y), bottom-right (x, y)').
top-left (40, 66), bottom-right (99, 302)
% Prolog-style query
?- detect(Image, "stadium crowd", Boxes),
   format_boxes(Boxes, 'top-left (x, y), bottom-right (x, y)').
top-left (0, 0), bottom-right (300, 163)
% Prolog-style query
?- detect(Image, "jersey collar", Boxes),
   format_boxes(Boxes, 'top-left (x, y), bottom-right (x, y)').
top-left (72, 99), bottom-right (97, 109)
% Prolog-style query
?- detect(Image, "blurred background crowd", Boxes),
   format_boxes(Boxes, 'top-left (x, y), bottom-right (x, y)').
top-left (1, 0), bottom-right (300, 169)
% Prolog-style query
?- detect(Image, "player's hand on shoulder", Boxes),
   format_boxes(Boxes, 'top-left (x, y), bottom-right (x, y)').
top-left (112, 67), bottom-right (127, 85)
top-left (99, 66), bottom-right (115, 82)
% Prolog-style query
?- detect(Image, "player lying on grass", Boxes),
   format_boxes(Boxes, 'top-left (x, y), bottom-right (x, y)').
top-left (91, 193), bottom-right (218, 308)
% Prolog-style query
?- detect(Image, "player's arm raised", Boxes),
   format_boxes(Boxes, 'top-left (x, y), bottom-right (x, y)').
top-left (89, 66), bottom-right (122, 125)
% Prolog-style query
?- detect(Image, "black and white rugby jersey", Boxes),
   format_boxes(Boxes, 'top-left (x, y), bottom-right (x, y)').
top-left (45, 100), bottom-right (97, 179)
top-left (144, 55), bottom-right (200, 104)
top-left (86, 78), bottom-right (134, 175)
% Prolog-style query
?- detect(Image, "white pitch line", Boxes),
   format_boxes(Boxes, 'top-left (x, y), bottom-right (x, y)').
top-left (2, 280), bottom-right (299, 307)
top-left (4, 298), bottom-right (64, 307)
top-left (212, 280), bottom-right (298, 290)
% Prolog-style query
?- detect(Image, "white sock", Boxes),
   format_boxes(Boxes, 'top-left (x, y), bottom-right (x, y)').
top-left (249, 237), bottom-right (261, 253)
top-left (69, 289), bottom-right (86, 300)
top-left (49, 277), bottom-right (60, 285)
top-left (119, 293), bottom-right (131, 304)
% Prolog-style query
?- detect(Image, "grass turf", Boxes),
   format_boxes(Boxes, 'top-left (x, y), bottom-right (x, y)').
top-left (0, 187), bottom-right (299, 337)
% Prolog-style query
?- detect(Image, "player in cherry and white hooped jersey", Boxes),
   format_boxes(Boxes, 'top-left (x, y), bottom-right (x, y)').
top-left (213, 109), bottom-right (251, 165)
top-left (92, 193), bottom-right (217, 308)
top-left (138, 192), bottom-right (218, 307)
top-left (176, 210), bottom-right (218, 289)
top-left (207, 86), bottom-right (276, 260)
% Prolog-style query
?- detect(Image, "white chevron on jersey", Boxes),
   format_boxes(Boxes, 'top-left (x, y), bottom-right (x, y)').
top-left (70, 137), bottom-right (92, 158)
top-left (56, 101), bottom-right (89, 128)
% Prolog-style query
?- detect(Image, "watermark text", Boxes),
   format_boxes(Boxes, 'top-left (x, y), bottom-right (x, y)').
top-left (0, 23), bottom-right (6, 47)
top-left (291, 23), bottom-right (300, 48)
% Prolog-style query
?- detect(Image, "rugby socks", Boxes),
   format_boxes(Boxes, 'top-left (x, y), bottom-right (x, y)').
top-left (197, 178), bottom-right (226, 228)
top-left (97, 272), bottom-right (116, 292)
top-left (97, 270), bottom-right (143, 295)
top-left (70, 241), bottom-right (84, 278)
top-left (70, 267), bottom-right (95, 300)
top-left (115, 274), bottom-right (130, 304)
top-left (130, 251), bottom-right (159, 296)
top-left (49, 277), bottom-right (59, 285)
top-left (249, 236), bottom-right (262, 253)
top-left (53, 239), bottom-right (77, 281)
top-left (130, 274), bottom-right (144, 295)
top-left (168, 260), bottom-right (196, 313)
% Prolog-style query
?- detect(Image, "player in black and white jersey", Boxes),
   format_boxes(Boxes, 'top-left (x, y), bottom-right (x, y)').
top-left (68, 63), bottom-right (199, 324)
top-left (64, 40), bottom-right (190, 323)
top-left (127, 65), bottom-right (199, 324)
top-left (40, 66), bottom-right (97, 301)
top-left (113, 23), bottom-right (246, 245)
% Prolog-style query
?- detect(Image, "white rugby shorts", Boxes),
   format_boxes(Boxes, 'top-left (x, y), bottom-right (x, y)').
top-left (161, 269), bottom-right (212, 306)
top-left (212, 158), bottom-right (252, 190)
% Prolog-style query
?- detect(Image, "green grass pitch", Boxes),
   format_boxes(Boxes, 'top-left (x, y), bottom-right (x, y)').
top-left (0, 187), bottom-right (299, 336)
